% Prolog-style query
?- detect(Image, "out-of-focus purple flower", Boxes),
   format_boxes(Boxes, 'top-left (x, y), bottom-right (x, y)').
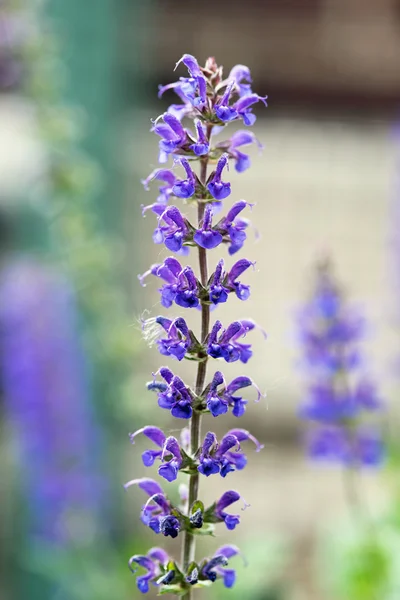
top-left (300, 382), bottom-right (358, 423)
top-left (308, 427), bottom-right (384, 467)
top-left (297, 262), bottom-right (384, 468)
top-left (147, 367), bottom-right (194, 419)
top-left (129, 547), bottom-right (170, 594)
top-left (297, 269), bottom-right (365, 373)
top-left (0, 261), bottom-right (106, 544)
top-left (217, 130), bottom-right (263, 173)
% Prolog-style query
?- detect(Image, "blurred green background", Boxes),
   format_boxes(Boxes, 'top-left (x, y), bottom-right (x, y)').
top-left (1, 1), bottom-right (400, 599)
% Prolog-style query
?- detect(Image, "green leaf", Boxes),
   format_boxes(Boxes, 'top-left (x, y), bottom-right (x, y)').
top-left (191, 500), bottom-right (204, 515)
top-left (187, 561), bottom-right (199, 576)
top-left (166, 560), bottom-right (176, 573)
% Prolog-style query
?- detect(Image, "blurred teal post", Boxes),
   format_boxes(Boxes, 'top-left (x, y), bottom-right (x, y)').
top-left (47, 0), bottom-right (120, 229)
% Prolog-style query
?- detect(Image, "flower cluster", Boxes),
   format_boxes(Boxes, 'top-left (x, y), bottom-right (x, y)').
top-left (139, 257), bottom-right (254, 308)
top-left (126, 54), bottom-right (267, 596)
top-left (297, 261), bottom-right (384, 467)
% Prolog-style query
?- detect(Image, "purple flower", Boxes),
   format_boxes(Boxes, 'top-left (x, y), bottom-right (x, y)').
top-left (298, 271), bottom-right (365, 372)
top-left (217, 130), bottom-right (263, 173)
top-left (228, 64), bottom-right (253, 96)
top-left (154, 316), bottom-right (192, 361)
top-left (214, 490), bottom-right (243, 530)
top-left (218, 201), bottom-right (252, 255)
top-left (141, 168), bottom-right (177, 209)
top-left (227, 258), bottom-right (254, 300)
top-left (172, 158), bottom-right (197, 199)
top-left (190, 119), bottom-right (210, 156)
top-left (233, 93), bottom-right (268, 126)
top-left (308, 427), bottom-right (384, 467)
top-left (130, 426), bottom-right (166, 467)
top-left (174, 54), bottom-right (208, 109)
top-left (159, 54), bottom-right (208, 113)
top-left (207, 319), bottom-right (262, 363)
top-left (198, 429), bottom-right (263, 477)
top-left (139, 257), bottom-right (199, 309)
top-left (209, 259), bottom-right (229, 304)
top-left (214, 70), bottom-right (266, 125)
top-left (155, 206), bottom-right (190, 252)
top-left (129, 547), bottom-right (170, 594)
top-left (299, 382), bottom-right (359, 423)
top-left (147, 367), bottom-right (194, 419)
top-left (152, 113), bottom-right (188, 162)
top-left (207, 154), bottom-right (231, 200)
top-left (215, 81), bottom-right (238, 122)
top-left (0, 261), bottom-right (106, 545)
top-left (209, 258), bottom-right (254, 304)
top-left (175, 267), bottom-right (199, 308)
top-left (124, 478), bottom-right (181, 538)
top-left (205, 371), bottom-right (262, 417)
top-left (158, 436), bottom-right (184, 481)
top-left (194, 204), bottom-right (223, 249)
top-left (207, 321), bottom-right (241, 363)
top-left (297, 263), bottom-right (384, 468)
top-left (201, 545), bottom-right (240, 588)
top-left (174, 53), bottom-right (202, 77)
top-left (130, 427), bottom-right (183, 482)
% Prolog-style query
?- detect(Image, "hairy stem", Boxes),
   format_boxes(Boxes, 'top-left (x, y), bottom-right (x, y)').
top-left (181, 154), bottom-right (210, 591)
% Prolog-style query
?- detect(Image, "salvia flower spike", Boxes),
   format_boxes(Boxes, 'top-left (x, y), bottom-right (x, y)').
top-left (128, 55), bottom-right (267, 597)
top-left (297, 260), bottom-right (384, 468)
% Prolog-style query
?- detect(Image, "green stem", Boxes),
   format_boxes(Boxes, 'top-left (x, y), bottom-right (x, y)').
top-left (181, 155), bottom-right (210, 595)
